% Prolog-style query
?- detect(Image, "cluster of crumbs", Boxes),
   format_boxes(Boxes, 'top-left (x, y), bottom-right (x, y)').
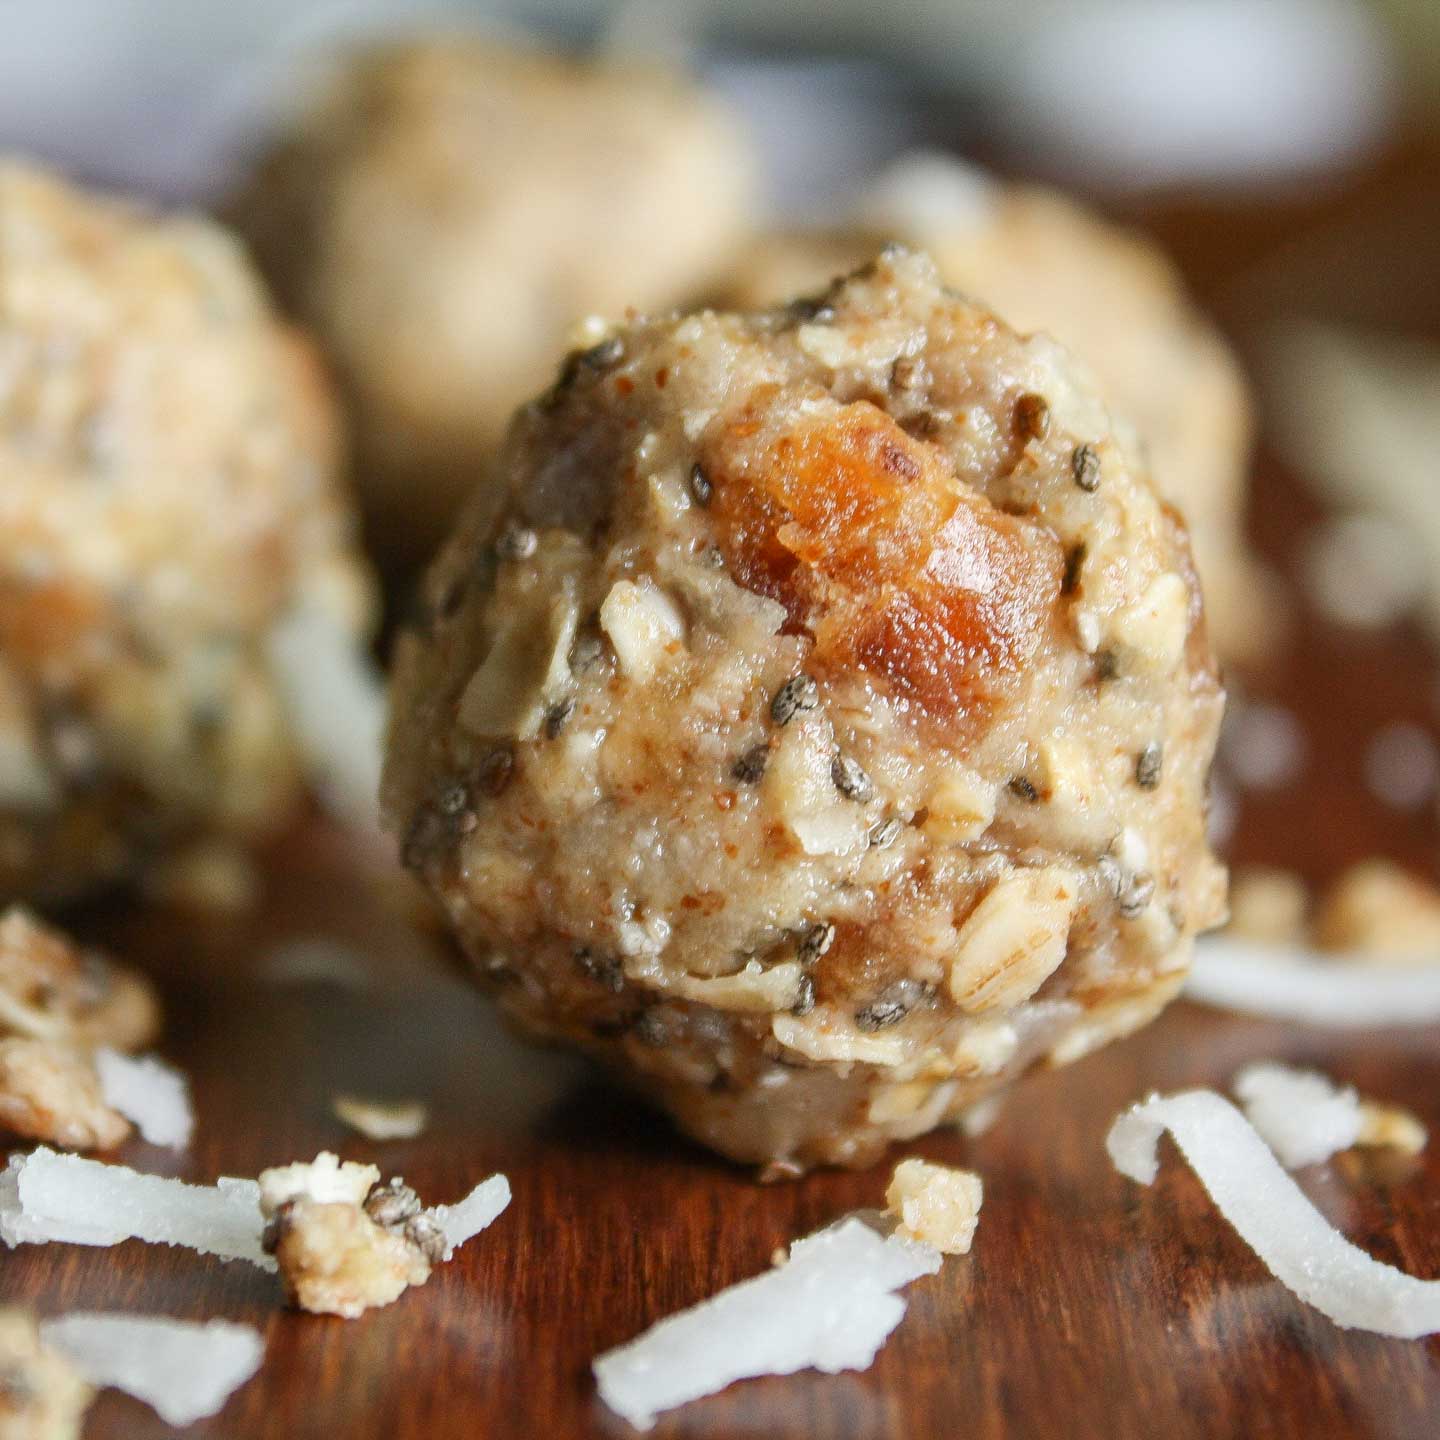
top-left (884, 1158), bottom-right (983, 1254)
top-left (259, 1154), bottom-right (445, 1317)
top-left (0, 908), bottom-right (187, 1154)
top-left (0, 1307), bottom-right (94, 1440)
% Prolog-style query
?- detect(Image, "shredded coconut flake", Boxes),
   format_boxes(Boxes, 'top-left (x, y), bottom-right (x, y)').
top-left (40, 1314), bottom-right (263, 1426)
top-left (1233, 1063), bottom-right (1361, 1169)
top-left (268, 606), bottom-right (386, 834)
top-left (1107, 1089), bottom-right (1440, 1338)
top-left (594, 1217), bottom-right (940, 1430)
top-left (0, 1148), bottom-right (271, 1269)
top-left (95, 1049), bottom-right (193, 1149)
top-left (1186, 938), bottom-right (1440, 1025)
top-left (432, 1173), bottom-right (511, 1260)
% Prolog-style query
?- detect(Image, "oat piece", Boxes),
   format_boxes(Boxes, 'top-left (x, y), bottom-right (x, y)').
top-left (0, 1309), bottom-right (94, 1440)
top-left (332, 1096), bottom-right (429, 1141)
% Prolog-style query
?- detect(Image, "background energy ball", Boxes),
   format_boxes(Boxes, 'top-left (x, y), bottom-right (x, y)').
top-left (385, 249), bottom-right (1226, 1171)
top-left (237, 37), bottom-right (756, 574)
top-left (0, 161), bottom-right (374, 904)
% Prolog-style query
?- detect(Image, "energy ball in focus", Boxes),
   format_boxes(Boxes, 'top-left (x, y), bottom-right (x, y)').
top-left (0, 161), bottom-right (373, 903)
top-left (724, 154), bottom-right (1276, 668)
top-left (385, 249), bottom-right (1226, 1172)
top-left (239, 38), bottom-right (754, 571)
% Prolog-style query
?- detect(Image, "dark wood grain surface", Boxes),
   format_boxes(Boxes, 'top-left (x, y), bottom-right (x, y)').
top-left (4, 140), bottom-right (1440, 1440)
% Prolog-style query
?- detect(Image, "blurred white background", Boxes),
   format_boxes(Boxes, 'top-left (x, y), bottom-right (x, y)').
top-left (0, 0), bottom-right (1412, 209)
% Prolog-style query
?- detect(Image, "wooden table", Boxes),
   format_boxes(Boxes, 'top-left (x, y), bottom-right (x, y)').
top-left (4, 140), bottom-right (1439, 1440)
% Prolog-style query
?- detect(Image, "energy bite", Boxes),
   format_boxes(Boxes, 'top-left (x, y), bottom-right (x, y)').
top-left (385, 249), bottom-right (1226, 1171)
top-left (0, 161), bottom-right (374, 903)
top-left (238, 37), bottom-right (754, 569)
top-left (724, 155), bottom-right (1273, 666)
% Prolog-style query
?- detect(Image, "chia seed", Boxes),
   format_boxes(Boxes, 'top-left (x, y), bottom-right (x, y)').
top-left (1008, 775), bottom-right (1040, 803)
top-left (575, 947), bottom-right (624, 993)
top-left (1014, 392), bottom-right (1051, 441)
top-left (582, 335), bottom-right (625, 371)
top-left (364, 1177), bottom-right (422, 1229)
top-left (634, 1009), bottom-right (671, 1047)
top-left (831, 752), bottom-right (874, 803)
top-left (855, 979), bottom-right (928, 1032)
top-left (404, 1212), bottom-right (448, 1265)
top-left (1136, 742), bottom-right (1164, 790)
top-left (1119, 872), bottom-right (1156, 919)
top-left (570, 631), bottom-right (606, 674)
top-left (797, 922), bottom-right (836, 964)
top-left (770, 674), bottom-right (819, 726)
top-left (543, 697), bottom-right (576, 740)
top-left (496, 524), bottom-right (537, 561)
top-left (790, 294), bottom-right (837, 325)
top-left (791, 974), bottom-right (816, 1017)
top-left (731, 743), bottom-right (770, 784)
top-left (688, 462), bottom-right (713, 507)
top-left (1072, 444), bottom-right (1101, 492)
top-left (1062, 542), bottom-right (1086, 596)
top-left (436, 781), bottom-right (469, 817)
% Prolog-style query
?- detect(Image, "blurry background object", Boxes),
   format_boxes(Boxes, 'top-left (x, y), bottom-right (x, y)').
top-left (0, 161), bottom-right (374, 903)
top-left (235, 34), bottom-right (754, 573)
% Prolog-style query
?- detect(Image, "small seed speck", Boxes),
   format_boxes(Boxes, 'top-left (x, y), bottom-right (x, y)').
top-left (436, 781), bottom-right (469, 816)
top-left (731, 743), bottom-right (770, 784)
top-left (1136, 742), bottom-right (1163, 790)
top-left (688, 463), bottom-right (713, 507)
top-left (496, 525), bottom-right (537, 561)
top-left (1062, 543), bottom-right (1086, 596)
top-left (543, 697), bottom-right (576, 740)
top-left (575, 947), bottom-right (624, 993)
top-left (868, 816), bottom-right (903, 849)
top-left (797, 922), bottom-right (836, 964)
top-left (1072, 444), bottom-right (1101, 491)
top-left (1119, 872), bottom-right (1156, 919)
top-left (1008, 776), bottom-right (1039, 803)
top-left (771, 674), bottom-right (819, 726)
top-left (475, 748), bottom-right (515, 797)
top-left (831, 752), bottom-right (874, 803)
top-left (583, 336), bottom-right (625, 370)
top-left (791, 974), bottom-right (816, 1017)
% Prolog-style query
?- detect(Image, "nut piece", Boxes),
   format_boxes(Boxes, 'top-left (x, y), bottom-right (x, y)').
top-left (1226, 866), bottom-right (1309, 946)
top-left (1313, 860), bottom-right (1440, 962)
top-left (0, 908), bottom-right (160, 1053)
top-left (0, 1039), bottom-right (129, 1152)
top-left (1355, 1101), bottom-right (1428, 1158)
top-left (0, 1308), bottom-right (94, 1440)
top-left (258, 1153), bottom-right (440, 1318)
top-left (948, 866), bottom-right (1079, 1012)
top-left (884, 1158), bottom-right (983, 1254)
